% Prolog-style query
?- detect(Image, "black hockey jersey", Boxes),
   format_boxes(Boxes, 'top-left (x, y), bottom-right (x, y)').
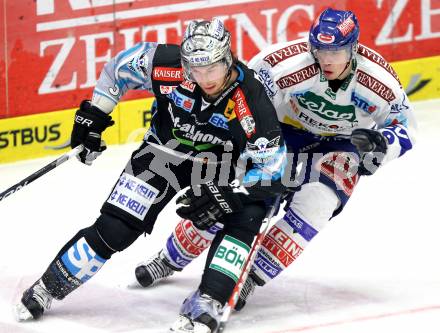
top-left (91, 42), bottom-right (287, 201)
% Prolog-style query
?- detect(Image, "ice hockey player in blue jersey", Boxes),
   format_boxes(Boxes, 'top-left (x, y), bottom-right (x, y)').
top-left (134, 7), bottom-right (416, 312)
top-left (13, 18), bottom-right (287, 333)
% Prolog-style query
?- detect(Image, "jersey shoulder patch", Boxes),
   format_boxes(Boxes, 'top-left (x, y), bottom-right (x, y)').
top-left (356, 69), bottom-right (396, 103)
top-left (357, 44), bottom-right (402, 87)
top-left (263, 41), bottom-right (309, 67)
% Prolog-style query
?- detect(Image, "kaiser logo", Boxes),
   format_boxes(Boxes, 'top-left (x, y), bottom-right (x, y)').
top-left (317, 33), bottom-right (335, 44)
top-left (233, 88), bottom-right (256, 138)
top-left (153, 67), bottom-right (183, 81)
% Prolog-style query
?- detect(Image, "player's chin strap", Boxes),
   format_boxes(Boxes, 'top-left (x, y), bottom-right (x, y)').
top-left (336, 60), bottom-right (352, 80)
top-left (217, 195), bottom-right (282, 332)
top-left (336, 43), bottom-right (358, 80)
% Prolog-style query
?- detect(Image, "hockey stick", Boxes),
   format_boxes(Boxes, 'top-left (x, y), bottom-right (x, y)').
top-left (0, 145), bottom-right (84, 202)
top-left (217, 195), bottom-right (281, 332)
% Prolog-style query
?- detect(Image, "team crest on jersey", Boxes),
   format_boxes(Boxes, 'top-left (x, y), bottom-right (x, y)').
top-left (160, 85), bottom-right (177, 94)
top-left (245, 136), bottom-right (281, 163)
top-left (233, 88), bottom-right (256, 138)
top-left (240, 116), bottom-right (256, 138)
top-left (127, 53), bottom-right (148, 74)
top-left (390, 94), bottom-right (409, 113)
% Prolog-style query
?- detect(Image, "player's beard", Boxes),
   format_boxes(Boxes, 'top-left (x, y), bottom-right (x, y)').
top-left (203, 68), bottom-right (233, 102)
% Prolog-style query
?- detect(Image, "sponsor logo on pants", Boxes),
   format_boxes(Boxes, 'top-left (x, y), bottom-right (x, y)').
top-left (61, 237), bottom-right (106, 283)
top-left (209, 235), bottom-right (250, 282)
top-left (107, 173), bottom-right (158, 220)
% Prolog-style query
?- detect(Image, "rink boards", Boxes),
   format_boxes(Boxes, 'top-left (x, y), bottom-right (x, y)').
top-left (0, 98), bottom-right (155, 163)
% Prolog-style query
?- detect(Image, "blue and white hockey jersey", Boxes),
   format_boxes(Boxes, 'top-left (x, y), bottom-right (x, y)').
top-left (248, 39), bottom-right (416, 166)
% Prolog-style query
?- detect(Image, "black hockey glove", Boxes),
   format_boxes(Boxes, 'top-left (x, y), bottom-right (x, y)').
top-left (351, 128), bottom-right (388, 176)
top-left (71, 100), bottom-right (114, 165)
top-left (176, 181), bottom-right (243, 230)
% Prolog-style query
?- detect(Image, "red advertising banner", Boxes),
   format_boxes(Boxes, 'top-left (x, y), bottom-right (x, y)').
top-left (1, 0), bottom-right (439, 119)
top-left (0, 0), bottom-right (6, 116)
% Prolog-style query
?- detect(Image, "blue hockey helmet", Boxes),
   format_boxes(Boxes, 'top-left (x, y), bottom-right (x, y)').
top-left (309, 8), bottom-right (359, 54)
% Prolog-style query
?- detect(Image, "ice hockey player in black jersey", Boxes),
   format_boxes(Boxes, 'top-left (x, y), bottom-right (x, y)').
top-left (14, 18), bottom-right (287, 333)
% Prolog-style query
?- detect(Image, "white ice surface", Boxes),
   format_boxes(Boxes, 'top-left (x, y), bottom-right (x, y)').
top-left (0, 99), bottom-right (439, 333)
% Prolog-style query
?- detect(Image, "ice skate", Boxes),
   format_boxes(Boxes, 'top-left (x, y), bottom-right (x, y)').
top-left (14, 279), bottom-right (53, 321)
top-left (135, 250), bottom-right (176, 287)
top-left (170, 290), bottom-right (222, 333)
top-left (234, 271), bottom-right (265, 311)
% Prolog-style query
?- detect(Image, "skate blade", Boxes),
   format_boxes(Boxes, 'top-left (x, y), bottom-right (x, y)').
top-left (169, 315), bottom-right (212, 333)
top-left (126, 279), bottom-right (144, 289)
top-left (13, 302), bottom-right (34, 322)
top-left (170, 315), bottom-right (193, 332)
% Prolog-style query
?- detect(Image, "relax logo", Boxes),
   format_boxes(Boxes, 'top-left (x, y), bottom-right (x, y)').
top-left (296, 91), bottom-right (356, 122)
top-left (172, 117), bottom-right (231, 151)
